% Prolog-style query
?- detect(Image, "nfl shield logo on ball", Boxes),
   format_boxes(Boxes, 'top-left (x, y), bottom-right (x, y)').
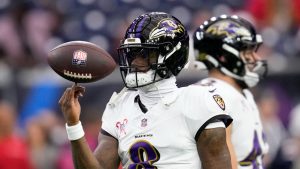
top-left (72, 50), bottom-right (87, 66)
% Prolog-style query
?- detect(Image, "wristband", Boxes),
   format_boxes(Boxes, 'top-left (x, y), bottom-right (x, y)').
top-left (65, 121), bottom-right (85, 141)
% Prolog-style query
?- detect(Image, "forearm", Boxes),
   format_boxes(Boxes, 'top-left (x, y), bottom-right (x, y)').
top-left (58, 86), bottom-right (109, 169)
top-left (200, 144), bottom-right (232, 169)
top-left (70, 137), bottom-right (103, 169)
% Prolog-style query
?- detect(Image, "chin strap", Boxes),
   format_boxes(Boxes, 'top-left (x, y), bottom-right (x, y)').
top-left (243, 71), bottom-right (259, 88)
top-left (125, 70), bottom-right (156, 88)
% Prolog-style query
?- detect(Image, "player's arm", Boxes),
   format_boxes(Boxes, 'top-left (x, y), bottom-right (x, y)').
top-left (197, 127), bottom-right (232, 169)
top-left (94, 133), bottom-right (120, 169)
top-left (59, 85), bottom-right (120, 169)
top-left (68, 137), bottom-right (102, 169)
top-left (226, 124), bottom-right (238, 169)
top-left (67, 133), bottom-right (120, 169)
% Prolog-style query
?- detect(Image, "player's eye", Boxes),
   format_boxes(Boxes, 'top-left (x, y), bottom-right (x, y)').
top-left (125, 48), bottom-right (144, 60)
top-left (127, 48), bottom-right (158, 61)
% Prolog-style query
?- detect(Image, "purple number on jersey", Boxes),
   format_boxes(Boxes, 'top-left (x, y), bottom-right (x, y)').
top-left (129, 140), bottom-right (160, 169)
top-left (239, 130), bottom-right (264, 168)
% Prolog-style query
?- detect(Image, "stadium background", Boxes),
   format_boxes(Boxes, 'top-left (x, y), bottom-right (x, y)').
top-left (0, 0), bottom-right (300, 169)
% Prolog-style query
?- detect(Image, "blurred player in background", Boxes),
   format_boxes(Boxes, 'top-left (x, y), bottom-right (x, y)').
top-left (59, 12), bottom-right (233, 169)
top-left (193, 15), bottom-right (269, 169)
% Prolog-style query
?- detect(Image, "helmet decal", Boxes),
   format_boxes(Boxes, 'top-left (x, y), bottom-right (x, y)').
top-left (149, 19), bottom-right (185, 40)
top-left (206, 21), bottom-right (251, 39)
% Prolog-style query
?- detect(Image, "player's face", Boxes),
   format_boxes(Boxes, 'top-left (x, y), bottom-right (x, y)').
top-left (240, 49), bottom-right (261, 71)
top-left (131, 56), bottom-right (151, 72)
top-left (127, 48), bottom-right (158, 72)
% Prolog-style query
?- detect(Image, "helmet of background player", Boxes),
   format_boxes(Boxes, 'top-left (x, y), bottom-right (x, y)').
top-left (193, 15), bottom-right (268, 88)
top-left (118, 12), bottom-right (189, 89)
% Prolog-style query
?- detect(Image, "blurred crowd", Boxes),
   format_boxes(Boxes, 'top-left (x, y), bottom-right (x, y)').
top-left (1, 0), bottom-right (300, 169)
top-left (1, 0), bottom-right (300, 68)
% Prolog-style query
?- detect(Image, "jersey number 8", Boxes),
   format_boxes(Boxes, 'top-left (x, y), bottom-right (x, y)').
top-left (128, 140), bottom-right (160, 169)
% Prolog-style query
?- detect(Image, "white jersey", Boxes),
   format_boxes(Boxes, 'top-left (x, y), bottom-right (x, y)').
top-left (101, 85), bottom-right (231, 169)
top-left (197, 78), bottom-right (269, 169)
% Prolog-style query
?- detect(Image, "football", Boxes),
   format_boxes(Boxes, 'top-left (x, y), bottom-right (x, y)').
top-left (47, 41), bottom-right (116, 83)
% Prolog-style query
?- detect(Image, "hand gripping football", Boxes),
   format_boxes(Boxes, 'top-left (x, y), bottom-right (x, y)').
top-left (48, 41), bottom-right (116, 83)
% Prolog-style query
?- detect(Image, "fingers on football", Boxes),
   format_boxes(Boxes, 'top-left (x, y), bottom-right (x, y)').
top-left (72, 85), bottom-right (85, 98)
top-left (58, 86), bottom-right (85, 107)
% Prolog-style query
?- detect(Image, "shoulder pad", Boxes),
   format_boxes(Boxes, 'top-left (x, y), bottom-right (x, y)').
top-left (108, 87), bottom-right (129, 107)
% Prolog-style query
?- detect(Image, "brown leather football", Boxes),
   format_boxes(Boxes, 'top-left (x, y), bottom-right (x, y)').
top-left (48, 41), bottom-right (116, 83)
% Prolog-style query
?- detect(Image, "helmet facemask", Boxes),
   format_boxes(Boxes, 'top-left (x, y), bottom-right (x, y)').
top-left (239, 47), bottom-right (268, 88)
top-left (118, 40), bottom-right (178, 88)
top-left (119, 44), bottom-right (159, 88)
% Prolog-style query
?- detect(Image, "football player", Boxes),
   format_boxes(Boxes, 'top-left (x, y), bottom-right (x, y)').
top-left (193, 15), bottom-right (269, 169)
top-left (59, 12), bottom-right (232, 169)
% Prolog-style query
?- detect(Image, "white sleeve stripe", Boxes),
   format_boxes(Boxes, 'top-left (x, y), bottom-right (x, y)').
top-left (195, 114), bottom-right (232, 141)
top-left (205, 121), bottom-right (225, 129)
